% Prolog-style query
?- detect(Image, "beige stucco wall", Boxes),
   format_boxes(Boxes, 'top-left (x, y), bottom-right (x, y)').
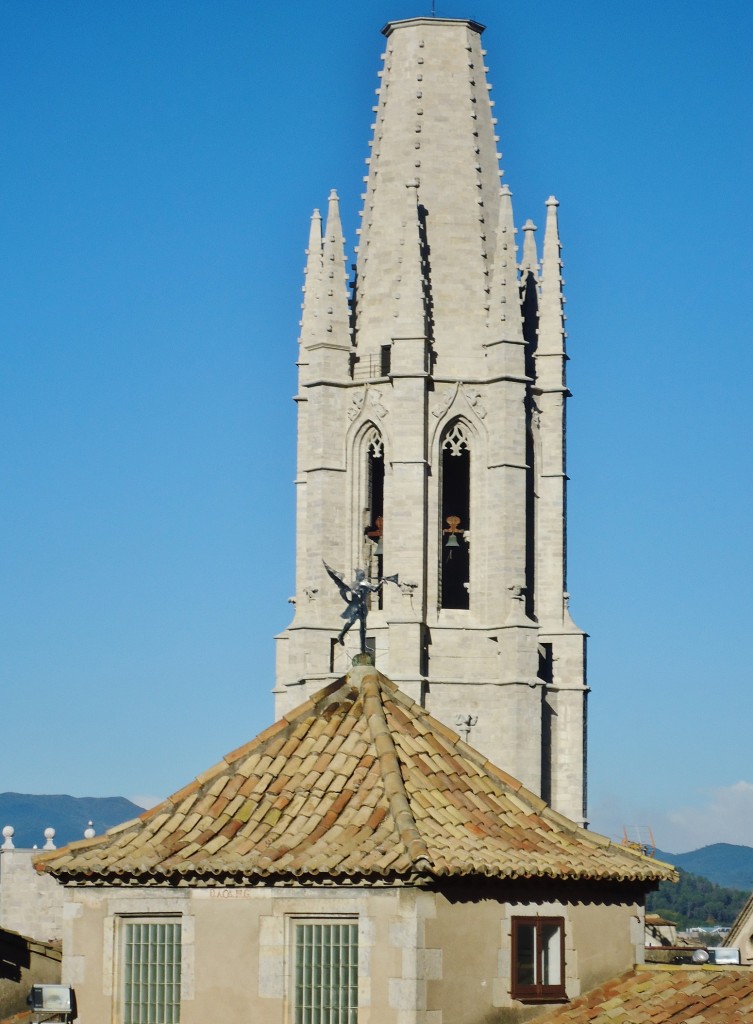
top-left (425, 882), bottom-right (644, 1024)
top-left (62, 885), bottom-right (418, 1024)
top-left (59, 880), bottom-right (644, 1024)
top-left (570, 891), bottom-right (644, 996)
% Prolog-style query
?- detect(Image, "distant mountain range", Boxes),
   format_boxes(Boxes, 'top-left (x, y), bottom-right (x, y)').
top-left (0, 792), bottom-right (145, 849)
top-left (653, 844), bottom-right (753, 892)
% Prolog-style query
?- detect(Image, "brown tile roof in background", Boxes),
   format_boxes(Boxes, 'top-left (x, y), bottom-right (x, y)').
top-left (35, 667), bottom-right (677, 887)
top-left (532, 965), bottom-right (753, 1023)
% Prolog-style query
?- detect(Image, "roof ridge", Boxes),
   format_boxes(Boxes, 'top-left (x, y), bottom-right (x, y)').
top-left (357, 666), bottom-right (433, 871)
top-left (36, 676), bottom-right (357, 868)
top-left (154, 679), bottom-right (354, 812)
top-left (35, 671), bottom-right (677, 886)
top-left (373, 675), bottom-right (677, 878)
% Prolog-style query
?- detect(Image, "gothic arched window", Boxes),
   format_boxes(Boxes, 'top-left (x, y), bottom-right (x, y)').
top-left (440, 421), bottom-right (470, 609)
top-left (363, 427), bottom-right (385, 605)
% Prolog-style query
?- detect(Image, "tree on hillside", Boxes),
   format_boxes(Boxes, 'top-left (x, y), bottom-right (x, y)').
top-left (648, 868), bottom-right (748, 930)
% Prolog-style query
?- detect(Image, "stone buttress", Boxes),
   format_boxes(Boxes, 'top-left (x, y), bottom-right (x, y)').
top-left (274, 18), bottom-right (588, 825)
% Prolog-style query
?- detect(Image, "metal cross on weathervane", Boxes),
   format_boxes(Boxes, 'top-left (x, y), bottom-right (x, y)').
top-left (324, 562), bottom-right (399, 655)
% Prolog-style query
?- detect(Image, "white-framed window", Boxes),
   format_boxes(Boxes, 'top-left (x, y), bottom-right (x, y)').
top-left (121, 918), bottom-right (182, 1024)
top-left (292, 918), bottom-right (358, 1024)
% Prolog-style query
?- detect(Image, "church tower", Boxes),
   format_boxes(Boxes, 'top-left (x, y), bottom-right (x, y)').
top-left (274, 17), bottom-right (588, 826)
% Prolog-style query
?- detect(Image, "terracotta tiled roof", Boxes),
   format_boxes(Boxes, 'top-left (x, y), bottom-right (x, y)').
top-left (531, 964), bottom-right (753, 1023)
top-left (35, 666), bottom-right (677, 887)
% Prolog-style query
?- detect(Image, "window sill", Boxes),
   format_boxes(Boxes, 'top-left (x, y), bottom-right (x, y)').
top-left (513, 992), bottom-right (569, 1005)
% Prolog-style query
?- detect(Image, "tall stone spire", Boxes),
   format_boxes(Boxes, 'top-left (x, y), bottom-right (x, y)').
top-left (354, 18), bottom-right (503, 376)
top-left (277, 18), bottom-right (587, 827)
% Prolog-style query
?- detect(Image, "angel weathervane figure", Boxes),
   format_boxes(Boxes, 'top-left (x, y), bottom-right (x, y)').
top-left (324, 562), bottom-right (399, 654)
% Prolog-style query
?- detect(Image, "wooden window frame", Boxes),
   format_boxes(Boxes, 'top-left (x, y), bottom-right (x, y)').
top-left (511, 915), bottom-right (567, 1003)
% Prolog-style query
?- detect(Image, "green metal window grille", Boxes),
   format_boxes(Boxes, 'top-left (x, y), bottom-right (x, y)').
top-left (123, 921), bottom-right (181, 1024)
top-left (294, 921), bottom-right (358, 1024)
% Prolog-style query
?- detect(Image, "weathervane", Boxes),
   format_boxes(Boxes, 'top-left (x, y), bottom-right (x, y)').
top-left (324, 562), bottom-right (398, 654)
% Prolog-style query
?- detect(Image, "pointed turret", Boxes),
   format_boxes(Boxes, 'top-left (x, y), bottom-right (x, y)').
top-left (322, 190), bottom-right (351, 349)
top-left (537, 196), bottom-right (565, 357)
top-left (486, 184), bottom-right (523, 340)
top-left (519, 218), bottom-right (539, 353)
top-left (298, 208), bottom-right (323, 350)
top-left (520, 218), bottom-right (539, 277)
top-left (300, 190), bottom-right (351, 383)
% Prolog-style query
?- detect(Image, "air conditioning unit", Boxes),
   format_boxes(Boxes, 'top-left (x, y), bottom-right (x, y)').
top-left (692, 947), bottom-right (741, 965)
top-left (29, 985), bottom-right (72, 1012)
top-left (27, 983), bottom-right (77, 1020)
top-left (709, 946), bottom-right (741, 965)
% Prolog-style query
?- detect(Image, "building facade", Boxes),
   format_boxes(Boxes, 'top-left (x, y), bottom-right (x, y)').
top-left (275, 17), bottom-right (587, 825)
top-left (37, 664), bottom-right (672, 1024)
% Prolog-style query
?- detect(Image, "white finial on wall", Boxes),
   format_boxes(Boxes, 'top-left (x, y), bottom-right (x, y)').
top-left (1, 825), bottom-right (14, 850)
top-left (43, 827), bottom-right (56, 850)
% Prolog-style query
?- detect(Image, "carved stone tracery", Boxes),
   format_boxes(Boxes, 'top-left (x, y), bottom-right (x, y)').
top-left (442, 420), bottom-right (469, 456)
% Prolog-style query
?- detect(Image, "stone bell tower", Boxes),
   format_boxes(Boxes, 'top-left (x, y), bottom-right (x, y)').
top-left (274, 17), bottom-right (588, 825)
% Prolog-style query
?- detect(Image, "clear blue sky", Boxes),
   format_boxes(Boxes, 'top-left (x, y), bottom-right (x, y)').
top-left (1, 1), bottom-right (751, 854)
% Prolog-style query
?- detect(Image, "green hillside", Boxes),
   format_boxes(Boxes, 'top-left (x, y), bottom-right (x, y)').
top-left (647, 867), bottom-right (749, 929)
